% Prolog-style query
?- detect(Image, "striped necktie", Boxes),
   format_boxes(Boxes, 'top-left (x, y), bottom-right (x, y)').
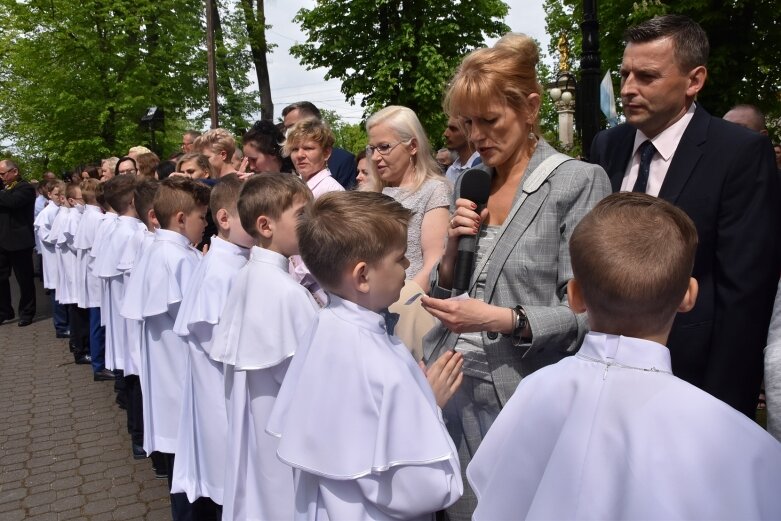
top-left (632, 140), bottom-right (656, 193)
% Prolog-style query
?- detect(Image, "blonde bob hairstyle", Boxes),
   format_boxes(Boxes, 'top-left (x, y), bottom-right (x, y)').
top-left (282, 117), bottom-right (335, 157)
top-left (365, 105), bottom-right (441, 192)
top-left (444, 33), bottom-right (543, 137)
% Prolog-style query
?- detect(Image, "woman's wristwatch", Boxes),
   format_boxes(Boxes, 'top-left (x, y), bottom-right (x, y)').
top-left (510, 305), bottom-right (528, 346)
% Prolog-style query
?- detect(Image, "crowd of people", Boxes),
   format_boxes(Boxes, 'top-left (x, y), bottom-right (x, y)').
top-left (2, 13), bottom-right (781, 521)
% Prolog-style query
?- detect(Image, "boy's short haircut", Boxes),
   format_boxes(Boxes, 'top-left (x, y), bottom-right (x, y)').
top-left (297, 191), bottom-right (411, 291)
top-left (569, 192), bottom-right (698, 335)
top-left (210, 173), bottom-right (243, 216)
top-left (282, 117), bottom-right (335, 157)
top-left (103, 174), bottom-right (139, 214)
top-left (136, 152), bottom-right (160, 179)
top-left (153, 176), bottom-right (211, 229)
top-left (50, 180), bottom-right (66, 195)
top-left (94, 182), bottom-right (106, 208)
top-left (237, 173), bottom-right (313, 240)
top-left (134, 178), bottom-right (160, 228)
top-left (65, 183), bottom-right (82, 200)
top-left (194, 128), bottom-right (236, 159)
top-left (80, 178), bottom-right (100, 204)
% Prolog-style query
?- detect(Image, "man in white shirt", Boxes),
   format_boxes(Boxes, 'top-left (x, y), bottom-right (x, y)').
top-left (443, 116), bottom-right (481, 184)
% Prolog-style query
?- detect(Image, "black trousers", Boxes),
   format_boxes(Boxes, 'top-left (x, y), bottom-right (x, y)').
top-left (68, 305), bottom-right (90, 357)
top-left (0, 247), bottom-right (36, 322)
top-left (125, 374), bottom-right (144, 446)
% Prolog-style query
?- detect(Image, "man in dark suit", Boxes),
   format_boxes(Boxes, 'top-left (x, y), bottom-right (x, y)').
top-left (590, 15), bottom-right (780, 418)
top-left (282, 101), bottom-right (357, 189)
top-left (0, 159), bottom-right (37, 326)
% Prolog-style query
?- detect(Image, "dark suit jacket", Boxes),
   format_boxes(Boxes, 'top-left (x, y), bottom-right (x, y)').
top-left (328, 147), bottom-right (356, 190)
top-left (591, 104), bottom-right (781, 416)
top-left (0, 179), bottom-right (36, 252)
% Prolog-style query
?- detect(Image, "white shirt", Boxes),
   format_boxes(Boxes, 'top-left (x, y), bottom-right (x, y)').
top-left (620, 103), bottom-right (696, 196)
top-left (445, 151), bottom-right (481, 184)
top-left (467, 332), bottom-right (781, 521)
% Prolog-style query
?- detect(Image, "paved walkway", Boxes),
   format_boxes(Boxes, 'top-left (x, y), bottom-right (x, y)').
top-left (0, 278), bottom-right (171, 520)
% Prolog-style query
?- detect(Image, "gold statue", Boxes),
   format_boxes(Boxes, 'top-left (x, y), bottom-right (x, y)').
top-left (558, 34), bottom-right (570, 72)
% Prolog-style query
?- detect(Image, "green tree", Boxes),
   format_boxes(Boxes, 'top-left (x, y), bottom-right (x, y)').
top-left (0, 0), bottom-right (258, 172)
top-left (543, 0), bottom-right (781, 138)
top-left (290, 0), bottom-right (510, 139)
top-left (321, 109), bottom-right (367, 155)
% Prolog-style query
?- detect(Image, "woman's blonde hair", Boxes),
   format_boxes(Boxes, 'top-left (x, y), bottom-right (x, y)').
top-left (445, 33), bottom-right (543, 136)
top-left (282, 117), bottom-right (335, 157)
top-left (365, 105), bottom-right (441, 191)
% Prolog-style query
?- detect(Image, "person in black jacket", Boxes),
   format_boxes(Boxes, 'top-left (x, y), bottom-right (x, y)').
top-left (0, 159), bottom-right (37, 326)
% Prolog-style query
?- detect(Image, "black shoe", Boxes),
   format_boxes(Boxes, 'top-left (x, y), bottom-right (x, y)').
top-left (132, 443), bottom-right (146, 460)
top-left (75, 354), bottom-right (92, 365)
top-left (56, 331), bottom-right (70, 339)
top-left (93, 369), bottom-right (116, 381)
top-left (17, 318), bottom-right (32, 327)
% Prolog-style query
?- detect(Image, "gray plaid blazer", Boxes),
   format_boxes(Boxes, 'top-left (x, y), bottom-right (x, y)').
top-left (424, 139), bottom-right (611, 406)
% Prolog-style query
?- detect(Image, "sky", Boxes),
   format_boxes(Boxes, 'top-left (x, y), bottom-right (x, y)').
top-left (262, 0), bottom-right (550, 123)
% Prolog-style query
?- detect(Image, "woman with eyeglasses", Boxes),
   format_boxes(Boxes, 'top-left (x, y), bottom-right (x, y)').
top-left (419, 34), bottom-right (611, 519)
top-left (366, 106), bottom-right (451, 291)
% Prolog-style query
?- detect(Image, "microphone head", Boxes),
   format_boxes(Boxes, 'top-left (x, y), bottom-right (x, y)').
top-left (456, 167), bottom-right (491, 206)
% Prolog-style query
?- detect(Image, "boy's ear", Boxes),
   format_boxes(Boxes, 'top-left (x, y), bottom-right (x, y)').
top-left (256, 215), bottom-right (272, 239)
top-left (567, 279), bottom-right (587, 313)
top-left (678, 277), bottom-right (699, 313)
top-left (215, 208), bottom-right (230, 231)
top-left (175, 210), bottom-right (186, 229)
top-left (147, 209), bottom-right (159, 230)
top-left (351, 261), bottom-right (370, 294)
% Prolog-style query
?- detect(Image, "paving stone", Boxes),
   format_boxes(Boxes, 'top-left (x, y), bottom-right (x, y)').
top-left (0, 285), bottom-right (170, 520)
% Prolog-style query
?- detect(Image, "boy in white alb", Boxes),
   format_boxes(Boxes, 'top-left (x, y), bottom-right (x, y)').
top-left (121, 176), bottom-right (209, 520)
top-left (34, 180), bottom-right (69, 337)
top-left (72, 179), bottom-right (112, 379)
top-left (210, 173), bottom-right (318, 521)
top-left (94, 175), bottom-right (144, 376)
top-left (116, 178), bottom-right (159, 461)
top-left (267, 191), bottom-right (464, 521)
top-left (170, 175), bottom-right (252, 517)
top-left (467, 193), bottom-right (781, 521)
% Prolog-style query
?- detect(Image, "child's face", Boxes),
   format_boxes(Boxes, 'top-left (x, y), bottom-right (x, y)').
top-left (269, 196), bottom-right (308, 257)
top-left (182, 205), bottom-right (208, 245)
top-left (179, 159), bottom-right (209, 179)
top-left (67, 188), bottom-right (83, 207)
top-left (365, 247), bottom-right (409, 311)
top-left (48, 188), bottom-right (61, 204)
top-left (203, 146), bottom-right (226, 173)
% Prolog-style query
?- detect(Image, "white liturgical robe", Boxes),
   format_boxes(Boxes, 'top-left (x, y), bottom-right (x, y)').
top-left (170, 236), bottom-right (250, 504)
top-left (73, 204), bottom-right (106, 309)
top-left (214, 246), bottom-right (318, 521)
top-left (121, 228), bottom-right (201, 455)
top-left (90, 213), bottom-right (118, 327)
top-left (51, 206), bottom-right (82, 304)
top-left (34, 202), bottom-right (60, 290)
top-left (467, 332), bottom-right (781, 521)
top-left (267, 295), bottom-right (462, 521)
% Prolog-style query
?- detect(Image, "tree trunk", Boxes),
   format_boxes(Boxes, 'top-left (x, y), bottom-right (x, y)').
top-left (240, 0), bottom-right (273, 120)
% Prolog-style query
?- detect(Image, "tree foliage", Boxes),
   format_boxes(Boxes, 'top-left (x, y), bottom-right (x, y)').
top-left (0, 0), bottom-right (259, 173)
top-left (543, 0), bottom-right (781, 139)
top-left (290, 0), bottom-right (510, 139)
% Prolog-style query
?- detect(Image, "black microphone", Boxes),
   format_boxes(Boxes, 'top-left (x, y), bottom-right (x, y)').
top-left (452, 167), bottom-right (491, 295)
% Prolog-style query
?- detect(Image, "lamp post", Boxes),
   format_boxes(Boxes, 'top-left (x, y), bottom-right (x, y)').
top-left (579, 0), bottom-right (601, 160)
top-left (549, 70), bottom-right (578, 150)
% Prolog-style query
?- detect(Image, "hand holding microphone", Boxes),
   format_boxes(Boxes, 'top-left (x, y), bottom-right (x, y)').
top-left (449, 168), bottom-right (491, 295)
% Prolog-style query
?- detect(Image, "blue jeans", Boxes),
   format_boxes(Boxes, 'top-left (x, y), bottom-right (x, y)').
top-left (88, 307), bottom-right (105, 373)
top-left (51, 291), bottom-right (69, 334)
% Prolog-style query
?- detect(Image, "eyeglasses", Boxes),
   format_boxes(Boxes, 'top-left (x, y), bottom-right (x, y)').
top-left (366, 141), bottom-right (403, 156)
top-left (118, 169), bottom-right (137, 175)
top-left (0, 167), bottom-right (17, 175)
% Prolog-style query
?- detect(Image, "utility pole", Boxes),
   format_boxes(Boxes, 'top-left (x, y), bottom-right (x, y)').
top-left (206, 0), bottom-right (219, 128)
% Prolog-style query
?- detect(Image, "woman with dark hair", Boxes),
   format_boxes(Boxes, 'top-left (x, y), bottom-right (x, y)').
top-left (241, 120), bottom-right (292, 173)
top-left (115, 156), bottom-right (137, 176)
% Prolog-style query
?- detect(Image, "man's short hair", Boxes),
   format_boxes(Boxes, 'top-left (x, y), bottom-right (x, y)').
top-left (297, 191), bottom-right (411, 292)
top-left (723, 104), bottom-right (766, 133)
top-left (1, 159), bottom-right (19, 172)
top-left (282, 118), bottom-right (335, 156)
top-left (79, 178), bottom-right (100, 204)
top-left (194, 128), bottom-right (236, 159)
top-left (237, 173), bottom-right (312, 241)
top-left (624, 14), bottom-right (709, 72)
top-left (281, 101), bottom-right (322, 120)
top-left (570, 192), bottom-right (698, 336)
top-left (153, 176), bottom-right (210, 229)
top-left (103, 174), bottom-right (139, 214)
top-left (184, 130), bottom-right (201, 141)
top-left (134, 178), bottom-right (159, 228)
top-left (210, 173), bottom-right (243, 216)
